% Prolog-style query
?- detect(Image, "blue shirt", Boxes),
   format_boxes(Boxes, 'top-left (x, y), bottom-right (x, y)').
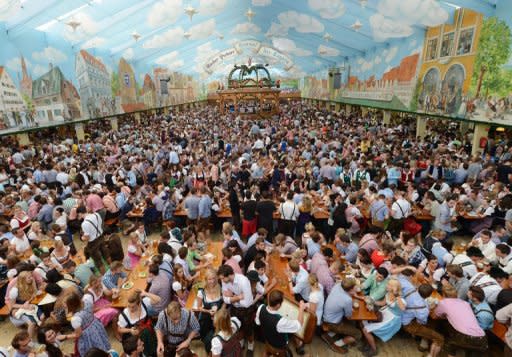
top-left (184, 195), bottom-right (201, 219)
top-left (397, 275), bottom-right (429, 325)
top-left (336, 242), bottom-right (359, 264)
top-left (323, 283), bottom-right (353, 324)
top-left (292, 267), bottom-right (311, 301)
top-left (387, 167), bottom-right (401, 186)
top-left (370, 199), bottom-right (389, 222)
top-left (198, 195), bottom-right (212, 218)
top-left (472, 301), bottom-right (494, 330)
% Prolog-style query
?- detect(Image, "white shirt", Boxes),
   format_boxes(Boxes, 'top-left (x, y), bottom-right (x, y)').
top-left (56, 172), bottom-right (69, 185)
top-left (391, 198), bottom-right (411, 219)
top-left (451, 254), bottom-right (477, 278)
top-left (255, 304), bottom-right (302, 333)
top-left (474, 239), bottom-right (497, 264)
top-left (469, 273), bottom-right (502, 305)
top-left (117, 297), bottom-right (152, 328)
top-left (499, 253), bottom-right (512, 274)
top-left (221, 273), bottom-right (253, 308)
top-left (280, 200), bottom-right (299, 221)
top-left (81, 212), bottom-right (103, 242)
top-left (12, 235), bottom-right (30, 253)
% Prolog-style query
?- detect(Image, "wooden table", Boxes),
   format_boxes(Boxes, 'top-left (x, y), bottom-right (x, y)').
top-left (267, 251), bottom-right (294, 300)
top-left (111, 255), bottom-right (151, 308)
top-left (349, 295), bottom-right (379, 321)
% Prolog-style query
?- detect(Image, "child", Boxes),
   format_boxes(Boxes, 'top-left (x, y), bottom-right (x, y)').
top-left (172, 281), bottom-right (189, 307)
top-left (127, 232), bottom-right (145, 267)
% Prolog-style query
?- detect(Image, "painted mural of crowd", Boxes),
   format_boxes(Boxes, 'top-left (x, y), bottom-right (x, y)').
top-left (419, 64), bottom-right (512, 122)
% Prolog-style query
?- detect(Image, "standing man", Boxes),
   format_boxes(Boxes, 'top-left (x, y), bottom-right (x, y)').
top-left (78, 206), bottom-right (109, 273)
top-left (198, 186), bottom-right (212, 240)
top-left (218, 265), bottom-right (255, 356)
top-left (278, 191), bottom-right (299, 239)
top-left (255, 290), bottom-right (306, 356)
top-left (184, 187), bottom-right (200, 226)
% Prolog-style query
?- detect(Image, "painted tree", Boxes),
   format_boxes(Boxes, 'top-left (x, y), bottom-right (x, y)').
top-left (111, 71), bottom-right (120, 97)
top-left (473, 17), bottom-right (511, 98)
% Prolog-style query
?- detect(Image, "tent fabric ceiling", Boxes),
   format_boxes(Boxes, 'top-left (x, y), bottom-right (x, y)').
top-left (0, 0), bottom-right (500, 78)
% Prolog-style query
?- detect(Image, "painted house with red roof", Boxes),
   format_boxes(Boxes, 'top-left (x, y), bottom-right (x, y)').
top-left (75, 49), bottom-right (112, 119)
top-left (0, 66), bottom-right (26, 127)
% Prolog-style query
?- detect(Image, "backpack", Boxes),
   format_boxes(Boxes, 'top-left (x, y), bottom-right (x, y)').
top-left (162, 200), bottom-right (176, 221)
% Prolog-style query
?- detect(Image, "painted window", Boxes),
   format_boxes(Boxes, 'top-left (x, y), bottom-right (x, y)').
top-left (425, 39), bottom-right (438, 61)
top-left (124, 73), bottom-right (130, 87)
top-left (457, 28), bottom-right (474, 55)
top-left (440, 32), bottom-right (455, 57)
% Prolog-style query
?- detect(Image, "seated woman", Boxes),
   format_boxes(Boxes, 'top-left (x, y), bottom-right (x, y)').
top-left (51, 238), bottom-right (71, 266)
top-left (10, 204), bottom-right (31, 232)
top-left (117, 289), bottom-right (160, 357)
top-left (362, 267), bottom-right (389, 303)
top-left (361, 279), bottom-right (407, 357)
top-left (83, 275), bottom-right (119, 327)
top-left (10, 227), bottom-right (31, 255)
top-left (196, 268), bottom-right (224, 354)
top-left (27, 222), bottom-right (46, 242)
top-left (211, 306), bottom-right (242, 357)
top-left (8, 270), bottom-right (44, 338)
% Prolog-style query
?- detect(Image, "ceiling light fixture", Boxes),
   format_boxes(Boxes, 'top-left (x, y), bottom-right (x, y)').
top-left (66, 19), bottom-right (81, 32)
top-left (246, 8), bottom-right (255, 22)
top-left (184, 6), bottom-right (198, 21)
top-left (351, 19), bottom-right (362, 31)
top-left (131, 31), bottom-right (141, 41)
top-left (323, 33), bottom-right (332, 42)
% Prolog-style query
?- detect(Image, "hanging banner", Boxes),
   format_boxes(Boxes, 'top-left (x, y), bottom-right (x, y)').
top-left (203, 41), bottom-right (295, 75)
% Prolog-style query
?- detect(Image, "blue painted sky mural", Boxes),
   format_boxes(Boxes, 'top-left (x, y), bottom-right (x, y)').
top-left (0, 0), bottom-right (509, 131)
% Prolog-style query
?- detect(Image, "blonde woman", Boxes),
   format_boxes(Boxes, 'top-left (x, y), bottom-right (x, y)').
top-left (196, 268), bottom-right (223, 353)
top-left (51, 238), bottom-right (71, 266)
top-left (361, 279), bottom-right (407, 356)
top-left (8, 271), bottom-right (42, 337)
top-left (211, 306), bottom-right (242, 357)
top-left (27, 222), bottom-right (46, 241)
top-left (307, 273), bottom-right (324, 327)
top-left (117, 289), bottom-right (160, 356)
top-left (83, 275), bottom-right (119, 326)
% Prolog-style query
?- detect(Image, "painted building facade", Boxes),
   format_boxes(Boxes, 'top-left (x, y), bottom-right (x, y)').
top-left (32, 65), bottom-right (80, 123)
top-left (118, 58), bottom-right (137, 105)
top-left (76, 50), bottom-right (112, 119)
top-left (0, 67), bottom-right (27, 128)
top-left (417, 8), bottom-right (484, 116)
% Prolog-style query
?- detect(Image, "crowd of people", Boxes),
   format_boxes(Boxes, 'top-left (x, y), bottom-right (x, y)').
top-left (0, 101), bottom-right (512, 357)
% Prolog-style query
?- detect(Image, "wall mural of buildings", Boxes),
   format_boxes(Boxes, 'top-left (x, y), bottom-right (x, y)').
top-left (300, 4), bottom-right (512, 126)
